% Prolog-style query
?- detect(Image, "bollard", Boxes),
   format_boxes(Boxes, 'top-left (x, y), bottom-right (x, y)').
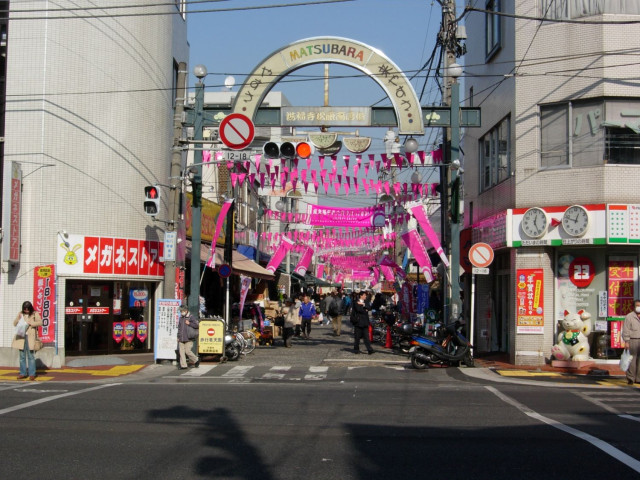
top-left (385, 325), bottom-right (393, 349)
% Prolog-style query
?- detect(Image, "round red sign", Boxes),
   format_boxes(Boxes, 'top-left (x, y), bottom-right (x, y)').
top-left (569, 256), bottom-right (595, 288)
top-left (207, 328), bottom-right (216, 336)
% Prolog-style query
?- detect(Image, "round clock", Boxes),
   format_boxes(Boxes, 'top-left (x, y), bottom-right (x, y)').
top-left (522, 207), bottom-right (548, 238)
top-left (562, 205), bottom-right (589, 237)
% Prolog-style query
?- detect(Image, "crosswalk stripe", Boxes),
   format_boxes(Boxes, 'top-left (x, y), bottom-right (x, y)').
top-left (222, 366), bottom-right (253, 377)
top-left (270, 366), bottom-right (292, 371)
top-left (309, 366), bottom-right (328, 373)
top-left (181, 365), bottom-right (216, 377)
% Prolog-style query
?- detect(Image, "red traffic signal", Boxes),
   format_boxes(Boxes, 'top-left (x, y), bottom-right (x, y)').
top-left (144, 186), bottom-right (160, 216)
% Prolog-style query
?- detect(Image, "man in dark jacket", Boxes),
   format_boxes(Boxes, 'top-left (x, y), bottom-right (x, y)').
top-left (177, 305), bottom-right (200, 370)
top-left (351, 291), bottom-right (374, 354)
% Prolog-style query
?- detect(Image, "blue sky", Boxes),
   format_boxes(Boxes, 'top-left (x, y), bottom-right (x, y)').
top-left (186, 0), bottom-right (464, 205)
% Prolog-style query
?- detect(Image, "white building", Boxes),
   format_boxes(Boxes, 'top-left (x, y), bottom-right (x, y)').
top-left (464, 1), bottom-right (640, 364)
top-left (0, 2), bottom-right (188, 366)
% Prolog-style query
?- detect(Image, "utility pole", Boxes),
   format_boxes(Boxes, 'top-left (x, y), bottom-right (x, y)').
top-left (164, 62), bottom-right (187, 299)
top-left (440, 0), bottom-right (463, 321)
top-left (188, 65), bottom-right (207, 318)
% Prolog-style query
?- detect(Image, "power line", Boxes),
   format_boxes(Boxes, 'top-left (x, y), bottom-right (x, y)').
top-left (465, 5), bottom-right (640, 25)
top-left (1, 0), bottom-right (355, 21)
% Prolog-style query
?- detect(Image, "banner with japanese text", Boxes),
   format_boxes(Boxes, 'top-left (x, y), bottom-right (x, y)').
top-left (57, 234), bottom-right (164, 277)
top-left (516, 268), bottom-right (544, 334)
top-left (34, 264), bottom-right (56, 343)
top-left (154, 299), bottom-right (181, 360)
top-left (607, 257), bottom-right (636, 319)
top-left (305, 204), bottom-right (385, 227)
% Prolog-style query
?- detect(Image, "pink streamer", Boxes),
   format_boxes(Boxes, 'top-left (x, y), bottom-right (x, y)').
top-left (266, 237), bottom-right (294, 273)
top-left (401, 229), bottom-right (434, 283)
top-left (410, 203), bottom-right (449, 267)
top-left (294, 247), bottom-right (314, 276)
top-left (206, 199), bottom-right (234, 268)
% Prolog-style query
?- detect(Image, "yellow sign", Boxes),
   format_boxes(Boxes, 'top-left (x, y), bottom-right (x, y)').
top-left (198, 320), bottom-right (225, 355)
top-left (184, 193), bottom-right (234, 245)
top-left (232, 37), bottom-right (424, 135)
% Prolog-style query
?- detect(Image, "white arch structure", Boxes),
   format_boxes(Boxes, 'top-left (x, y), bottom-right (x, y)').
top-left (231, 36), bottom-right (424, 135)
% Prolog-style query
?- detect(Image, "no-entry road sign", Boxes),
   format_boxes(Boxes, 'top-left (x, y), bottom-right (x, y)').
top-left (219, 113), bottom-right (255, 150)
top-left (468, 242), bottom-right (494, 268)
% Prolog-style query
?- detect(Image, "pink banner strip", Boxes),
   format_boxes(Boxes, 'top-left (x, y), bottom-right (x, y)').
top-left (305, 204), bottom-right (385, 227)
top-left (410, 203), bottom-right (449, 267)
top-left (265, 237), bottom-right (294, 273)
top-left (401, 229), bottom-right (434, 283)
top-left (206, 199), bottom-right (234, 268)
top-left (294, 247), bottom-right (314, 276)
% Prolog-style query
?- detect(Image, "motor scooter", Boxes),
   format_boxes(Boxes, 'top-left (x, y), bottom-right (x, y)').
top-left (409, 321), bottom-right (473, 369)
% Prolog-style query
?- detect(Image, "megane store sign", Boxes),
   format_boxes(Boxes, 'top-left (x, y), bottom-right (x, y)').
top-left (57, 234), bottom-right (164, 277)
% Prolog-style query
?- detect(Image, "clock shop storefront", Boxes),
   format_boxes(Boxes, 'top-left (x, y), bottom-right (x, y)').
top-left (508, 204), bottom-right (638, 364)
top-left (57, 234), bottom-right (165, 357)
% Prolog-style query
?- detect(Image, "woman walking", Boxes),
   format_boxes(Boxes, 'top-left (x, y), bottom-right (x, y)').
top-left (12, 301), bottom-right (43, 380)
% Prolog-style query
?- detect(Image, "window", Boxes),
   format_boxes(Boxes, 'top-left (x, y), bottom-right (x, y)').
top-left (540, 0), bottom-right (640, 19)
top-left (480, 116), bottom-right (510, 191)
top-left (540, 99), bottom-right (640, 169)
top-left (485, 0), bottom-right (501, 60)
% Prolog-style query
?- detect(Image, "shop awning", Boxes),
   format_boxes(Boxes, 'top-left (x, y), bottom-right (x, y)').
top-left (185, 241), bottom-right (275, 280)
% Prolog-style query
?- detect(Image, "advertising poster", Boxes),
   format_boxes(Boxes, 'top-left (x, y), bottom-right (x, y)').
top-left (34, 264), bottom-right (56, 343)
top-left (154, 299), bottom-right (181, 360)
top-left (607, 258), bottom-right (635, 319)
top-left (198, 320), bottom-right (225, 355)
top-left (516, 268), bottom-right (544, 334)
top-left (610, 321), bottom-right (624, 348)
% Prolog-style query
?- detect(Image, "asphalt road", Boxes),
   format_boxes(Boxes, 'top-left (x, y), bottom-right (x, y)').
top-left (1, 321), bottom-right (639, 479)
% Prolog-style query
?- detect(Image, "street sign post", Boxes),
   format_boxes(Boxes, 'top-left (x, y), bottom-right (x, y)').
top-left (219, 113), bottom-right (255, 150)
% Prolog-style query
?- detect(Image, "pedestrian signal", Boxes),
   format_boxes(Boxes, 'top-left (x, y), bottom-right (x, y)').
top-left (144, 185), bottom-right (160, 216)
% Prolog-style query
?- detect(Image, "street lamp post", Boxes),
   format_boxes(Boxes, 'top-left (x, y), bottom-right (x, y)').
top-left (188, 64), bottom-right (207, 318)
top-left (447, 63), bottom-right (463, 321)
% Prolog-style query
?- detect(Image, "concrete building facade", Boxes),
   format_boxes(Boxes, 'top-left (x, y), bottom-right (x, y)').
top-left (463, 1), bottom-right (640, 364)
top-left (0, 2), bottom-right (189, 366)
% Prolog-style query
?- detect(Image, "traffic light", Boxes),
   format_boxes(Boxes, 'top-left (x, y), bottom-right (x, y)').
top-left (144, 185), bottom-right (160, 216)
top-left (262, 141), bottom-right (312, 159)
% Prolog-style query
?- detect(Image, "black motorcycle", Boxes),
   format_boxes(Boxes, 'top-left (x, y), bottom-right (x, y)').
top-left (409, 321), bottom-right (473, 369)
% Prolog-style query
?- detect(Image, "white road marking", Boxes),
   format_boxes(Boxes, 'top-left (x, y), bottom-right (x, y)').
top-left (181, 365), bottom-right (216, 377)
top-left (222, 366), bottom-right (253, 378)
top-left (0, 384), bottom-right (120, 416)
top-left (486, 386), bottom-right (640, 474)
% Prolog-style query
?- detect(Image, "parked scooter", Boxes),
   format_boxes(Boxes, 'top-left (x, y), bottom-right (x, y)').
top-left (409, 321), bottom-right (473, 369)
top-left (224, 331), bottom-right (241, 361)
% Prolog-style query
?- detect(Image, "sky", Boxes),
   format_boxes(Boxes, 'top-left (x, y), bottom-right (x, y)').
top-left (186, 0), bottom-right (465, 206)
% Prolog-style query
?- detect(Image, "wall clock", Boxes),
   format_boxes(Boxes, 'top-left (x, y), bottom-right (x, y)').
top-left (562, 205), bottom-right (590, 237)
top-left (522, 207), bottom-right (548, 239)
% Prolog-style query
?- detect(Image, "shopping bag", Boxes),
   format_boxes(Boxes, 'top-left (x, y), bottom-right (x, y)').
top-left (14, 316), bottom-right (27, 338)
top-left (620, 349), bottom-right (632, 372)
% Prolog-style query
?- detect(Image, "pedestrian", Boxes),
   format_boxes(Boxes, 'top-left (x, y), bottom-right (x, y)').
top-left (328, 292), bottom-right (342, 336)
top-left (12, 301), bottom-right (43, 380)
top-left (282, 297), bottom-right (297, 347)
top-left (298, 295), bottom-right (317, 339)
top-left (622, 299), bottom-right (640, 384)
top-left (351, 291), bottom-right (374, 355)
top-left (342, 293), bottom-right (352, 316)
top-left (294, 294), bottom-right (303, 337)
top-left (177, 305), bottom-right (200, 370)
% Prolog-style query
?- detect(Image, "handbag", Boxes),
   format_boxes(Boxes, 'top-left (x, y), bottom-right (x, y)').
top-left (186, 324), bottom-right (199, 340)
top-left (620, 349), bottom-right (632, 372)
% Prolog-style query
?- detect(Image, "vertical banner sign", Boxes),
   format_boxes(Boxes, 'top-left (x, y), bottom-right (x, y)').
top-left (610, 321), bottom-right (625, 348)
top-left (239, 275), bottom-right (251, 319)
top-left (401, 229), bottom-right (434, 282)
top-left (2, 162), bottom-right (22, 263)
top-left (136, 321), bottom-right (148, 342)
top-left (155, 299), bottom-right (181, 361)
top-left (516, 269), bottom-right (544, 334)
top-left (294, 247), bottom-right (314, 276)
top-left (123, 320), bottom-right (136, 343)
top-left (401, 282), bottom-right (413, 318)
top-left (607, 258), bottom-right (635, 319)
top-left (34, 265), bottom-right (56, 343)
top-left (113, 322), bottom-right (124, 343)
top-left (265, 237), bottom-right (294, 273)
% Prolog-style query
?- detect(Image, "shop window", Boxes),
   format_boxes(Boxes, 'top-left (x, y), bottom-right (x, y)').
top-left (479, 116), bottom-right (510, 192)
top-left (485, 0), bottom-right (501, 61)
